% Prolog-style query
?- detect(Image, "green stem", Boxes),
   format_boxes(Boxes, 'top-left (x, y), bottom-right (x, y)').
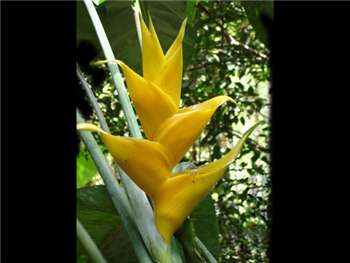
top-left (82, 1), bottom-right (184, 262)
top-left (77, 111), bottom-right (153, 263)
top-left (82, 0), bottom-right (178, 260)
top-left (77, 63), bottom-right (176, 261)
top-left (194, 237), bottom-right (217, 263)
top-left (77, 66), bottom-right (110, 132)
top-left (77, 218), bottom-right (107, 263)
top-left (132, 0), bottom-right (142, 49)
top-left (83, 0), bottom-right (142, 138)
top-left (77, 54), bottom-right (169, 261)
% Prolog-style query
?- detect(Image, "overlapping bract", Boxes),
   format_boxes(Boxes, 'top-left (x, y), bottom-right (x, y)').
top-left (78, 15), bottom-right (261, 243)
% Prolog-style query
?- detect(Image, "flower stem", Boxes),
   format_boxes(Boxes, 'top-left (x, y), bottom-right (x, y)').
top-left (77, 218), bottom-right (107, 263)
top-left (77, 55), bottom-right (169, 260)
top-left (77, 110), bottom-right (153, 263)
top-left (83, 0), bottom-right (142, 139)
top-left (82, 1), bottom-right (180, 261)
top-left (195, 237), bottom-right (217, 263)
top-left (77, 66), bottom-right (110, 132)
top-left (132, 0), bottom-right (142, 49)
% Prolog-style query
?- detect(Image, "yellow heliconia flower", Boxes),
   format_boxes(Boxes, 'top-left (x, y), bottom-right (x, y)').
top-left (78, 14), bottom-right (263, 244)
top-left (114, 15), bottom-right (237, 169)
top-left (140, 15), bottom-right (186, 108)
top-left (77, 121), bottom-right (261, 243)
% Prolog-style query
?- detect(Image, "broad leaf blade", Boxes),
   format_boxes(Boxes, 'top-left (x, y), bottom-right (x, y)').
top-left (77, 151), bottom-right (98, 188)
top-left (77, 1), bottom-right (141, 72)
top-left (77, 1), bottom-right (196, 73)
top-left (77, 186), bottom-right (138, 263)
top-left (190, 194), bottom-right (220, 258)
top-left (241, 0), bottom-right (273, 48)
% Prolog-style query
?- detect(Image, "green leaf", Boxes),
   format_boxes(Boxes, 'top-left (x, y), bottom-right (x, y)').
top-left (77, 186), bottom-right (121, 245)
top-left (77, 151), bottom-right (98, 188)
top-left (77, 1), bottom-right (141, 71)
top-left (240, 0), bottom-right (273, 47)
top-left (77, 186), bottom-right (138, 263)
top-left (190, 194), bottom-right (220, 258)
top-left (92, 0), bottom-right (106, 7)
top-left (100, 225), bottom-right (139, 263)
top-left (77, 1), bottom-right (196, 74)
top-left (77, 252), bottom-right (89, 263)
top-left (185, 0), bottom-right (198, 24)
top-left (176, 219), bottom-right (202, 263)
top-left (240, 116), bottom-right (245, 125)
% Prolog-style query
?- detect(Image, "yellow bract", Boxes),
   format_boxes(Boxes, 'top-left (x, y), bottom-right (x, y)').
top-left (77, 123), bottom-right (172, 198)
top-left (153, 96), bottom-right (235, 168)
top-left (140, 16), bottom-right (186, 107)
top-left (153, 122), bottom-right (261, 243)
top-left (117, 61), bottom-right (178, 140)
top-left (78, 15), bottom-right (262, 244)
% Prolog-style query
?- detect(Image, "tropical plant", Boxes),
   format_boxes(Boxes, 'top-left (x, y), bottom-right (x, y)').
top-left (76, 1), bottom-right (271, 262)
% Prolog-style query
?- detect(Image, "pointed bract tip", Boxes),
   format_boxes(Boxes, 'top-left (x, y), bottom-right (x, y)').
top-left (182, 17), bottom-right (188, 29)
top-left (92, 60), bottom-right (109, 66)
top-left (115, 59), bottom-right (125, 67)
top-left (77, 123), bottom-right (109, 135)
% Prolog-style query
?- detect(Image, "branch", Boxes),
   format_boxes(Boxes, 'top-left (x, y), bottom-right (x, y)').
top-left (232, 131), bottom-right (269, 153)
top-left (197, 2), bottom-right (269, 60)
top-left (227, 34), bottom-right (269, 60)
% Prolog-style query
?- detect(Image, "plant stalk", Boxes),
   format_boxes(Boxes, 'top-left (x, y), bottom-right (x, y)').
top-left (82, 1), bottom-right (181, 262)
top-left (77, 218), bottom-right (107, 263)
top-left (77, 110), bottom-right (153, 263)
top-left (132, 0), bottom-right (142, 49)
top-left (77, 54), bottom-right (171, 262)
top-left (83, 0), bottom-right (142, 138)
top-left (77, 66), bottom-right (110, 132)
top-left (195, 237), bottom-right (217, 263)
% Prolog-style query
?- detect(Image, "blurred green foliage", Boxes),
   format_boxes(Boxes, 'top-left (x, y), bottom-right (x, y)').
top-left (183, 2), bottom-right (271, 262)
top-left (77, 1), bottom-right (271, 262)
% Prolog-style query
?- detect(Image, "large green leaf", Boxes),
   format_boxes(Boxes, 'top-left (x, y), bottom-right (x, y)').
top-left (77, 1), bottom-right (141, 71)
top-left (240, 0), bottom-right (273, 48)
top-left (92, 0), bottom-right (106, 7)
top-left (176, 219), bottom-right (202, 263)
top-left (185, 0), bottom-right (198, 24)
top-left (100, 225), bottom-right (139, 263)
top-left (77, 0), bottom-right (196, 74)
top-left (190, 194), bottom-right (220, 258)
top-left (77, 151), bottom-right (98, 188)
top-left (77, 186), bottom-right (138, 263)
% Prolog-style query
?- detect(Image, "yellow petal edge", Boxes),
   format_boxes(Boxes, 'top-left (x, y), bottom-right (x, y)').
top-left (154, 121), bottom-right (262, 243)
top-left (77, 123), bottom-right (172, 198)
top-left (117, 61), bottom-right (178, 140)
top-left (78, 14), bottom-right (264, 245)
top-left (140, 15), bottom-right (187, 107)
top-left (153, 96), bottom-right (236, 168)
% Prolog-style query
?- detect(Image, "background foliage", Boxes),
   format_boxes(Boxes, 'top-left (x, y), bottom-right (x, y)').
top-left (77, 1), bottom-right (271, 262)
